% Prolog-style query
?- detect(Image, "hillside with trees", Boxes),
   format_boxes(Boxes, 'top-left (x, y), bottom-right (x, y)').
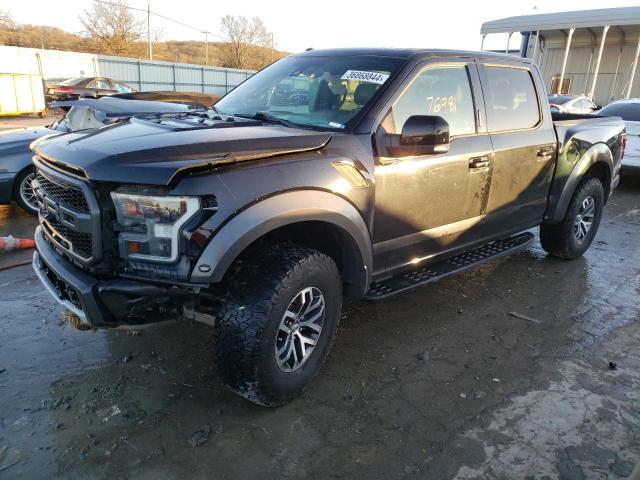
top-left (0, 2), bottom-right (288, 70)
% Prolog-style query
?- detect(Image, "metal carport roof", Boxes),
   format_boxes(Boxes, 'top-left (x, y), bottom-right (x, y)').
top-left (481, 7), bottom-right (640, 34)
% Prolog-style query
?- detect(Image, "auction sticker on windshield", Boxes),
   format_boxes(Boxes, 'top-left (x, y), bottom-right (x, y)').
top-left (341, 70), bottom-right (390, 85)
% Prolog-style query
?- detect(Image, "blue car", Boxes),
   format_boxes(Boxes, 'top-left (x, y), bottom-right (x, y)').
top-left (0, 93), bottom-right (218, 214)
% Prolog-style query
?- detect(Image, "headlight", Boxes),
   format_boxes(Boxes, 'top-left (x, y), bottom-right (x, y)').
top-left (111, 192), bottom-right (200, 263)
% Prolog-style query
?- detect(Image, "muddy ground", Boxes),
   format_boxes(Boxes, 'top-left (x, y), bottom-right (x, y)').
top-left (0, 131), bottom-right (639, 478)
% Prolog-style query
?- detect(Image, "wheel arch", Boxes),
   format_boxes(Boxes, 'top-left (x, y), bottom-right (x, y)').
top-left (545, 143), bottom-right (613, 224)
top-left (191, 190), bottom-right (373, 300)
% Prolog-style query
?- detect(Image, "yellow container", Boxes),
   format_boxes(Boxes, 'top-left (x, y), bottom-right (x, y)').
top-left (0, 73), bottom-right (46, 116)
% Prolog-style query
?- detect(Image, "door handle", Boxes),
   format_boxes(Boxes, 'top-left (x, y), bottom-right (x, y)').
top-left (469, 156), bottom-right (490, 169)
top-left (537, 146), bottom-right (554, 160)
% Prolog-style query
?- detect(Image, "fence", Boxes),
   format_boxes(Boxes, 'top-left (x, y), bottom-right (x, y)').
top-left (97, 55), bottom-right (254, 97)
top-left (0, 46), bottom-right (255, 96)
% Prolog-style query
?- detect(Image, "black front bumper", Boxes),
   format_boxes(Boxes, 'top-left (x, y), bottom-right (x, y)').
top-left (33, 227), bottom-right (194, 328)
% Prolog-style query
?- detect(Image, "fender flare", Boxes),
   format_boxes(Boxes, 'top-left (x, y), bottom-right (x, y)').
top-left (545, 143), bottom-right (613, 224)
top-left (190, 190), bottom-right (373, 292)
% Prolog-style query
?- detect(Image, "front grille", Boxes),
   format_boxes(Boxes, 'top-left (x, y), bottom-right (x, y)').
top-left (34, 161), bottom-right (100, 264)
top-left (43, 218), bottom-right (93, 259)
top-left (36, 172), bottom-right (89, 213)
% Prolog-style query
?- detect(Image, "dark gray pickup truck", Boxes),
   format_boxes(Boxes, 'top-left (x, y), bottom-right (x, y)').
top-left (31, 48), bottom-right (625, 406)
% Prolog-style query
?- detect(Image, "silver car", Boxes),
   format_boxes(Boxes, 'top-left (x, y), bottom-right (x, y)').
top-left (598, 99), bottom-right (640, 173)
top-left (548, 94), bottom-right (598, 114)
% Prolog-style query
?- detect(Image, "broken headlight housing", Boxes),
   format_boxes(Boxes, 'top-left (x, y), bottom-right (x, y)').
top-left (111, 192), bottom-right (200, 263)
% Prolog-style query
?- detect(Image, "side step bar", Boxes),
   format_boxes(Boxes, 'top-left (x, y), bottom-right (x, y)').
top-left (365, 232), bottom-right (534, 301)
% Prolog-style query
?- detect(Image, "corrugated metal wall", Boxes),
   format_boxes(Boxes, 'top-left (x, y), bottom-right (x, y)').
top-left (97, 55), bottom-right (254, 96)
top-left (0, 46), bottom-right (255, 95)
top-left (530, 42), bottom-right (640, 105)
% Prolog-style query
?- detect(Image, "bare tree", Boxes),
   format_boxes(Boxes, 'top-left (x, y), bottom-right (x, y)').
top-left (80, 0), bottom-right (143, 56)
top-left (0, 10), bottom-right (15, 30)
top-left (220, 15), bottom-right (271, 69)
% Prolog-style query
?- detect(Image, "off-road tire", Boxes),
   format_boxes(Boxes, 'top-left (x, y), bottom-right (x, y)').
top-left (540, 177), bottom-right (604, 259)
top-left (13, 168), bottom-right (38, 215)
top-left (212, 243), bottom-right (342, 407)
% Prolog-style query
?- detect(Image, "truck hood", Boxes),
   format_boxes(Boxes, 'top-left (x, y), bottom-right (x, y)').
top-left (0, 126), bottom-right (57, 156)
top-left (33, 115), bottom-right (332, 185)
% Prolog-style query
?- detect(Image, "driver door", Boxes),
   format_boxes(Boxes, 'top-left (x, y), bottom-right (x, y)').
top-left (372, 61), bottom-right (494, 275)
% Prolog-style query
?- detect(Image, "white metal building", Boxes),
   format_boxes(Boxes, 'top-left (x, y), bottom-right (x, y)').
top-left (481, 7), bottom-right (640, 106)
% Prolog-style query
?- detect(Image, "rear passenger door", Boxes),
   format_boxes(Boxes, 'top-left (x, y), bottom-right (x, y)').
top-left (477, 62), bottom-right (557, 234)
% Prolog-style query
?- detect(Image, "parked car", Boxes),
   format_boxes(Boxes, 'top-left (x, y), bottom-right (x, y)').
top-left (31, 48), bottom-right (625, 407)
top-left (597, 99), bottom-right (640, 173)
top-left (45, 77), bottom-right (136, 103)
top-left (0, 95), bottom-right (207, 214)
top-left (548, 94), bottom-right (598, 114)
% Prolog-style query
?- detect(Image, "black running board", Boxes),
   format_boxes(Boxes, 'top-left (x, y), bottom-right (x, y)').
top-left (365, 232), bottom-right (534, 301)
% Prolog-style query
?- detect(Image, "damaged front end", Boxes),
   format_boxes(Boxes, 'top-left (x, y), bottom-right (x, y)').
top-left (33, 228), bottom-right (201, 328)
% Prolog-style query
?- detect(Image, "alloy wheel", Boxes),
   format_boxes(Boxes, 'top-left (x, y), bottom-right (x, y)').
top-left (275, 287), bottom-right (325, 372)
top-left (573, 195), bottom-right (595, 242)
top-left (19, 172), bottom-right (38, 212)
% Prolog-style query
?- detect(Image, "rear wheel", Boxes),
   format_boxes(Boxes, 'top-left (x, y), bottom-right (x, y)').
top-left (540, 177), bottom-right (604, 259)
top-left (212, 243), bottom-right (342, 406)
top-left (13, 168), bottom-right (38, 215)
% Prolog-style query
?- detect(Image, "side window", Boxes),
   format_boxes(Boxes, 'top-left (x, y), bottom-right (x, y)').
top-left (89, 79), bottom-right (111, 89)
top-left (391, 66), bottom-right (476, 137)
top-left (114, 82), bottom-right (132, 93)
top-left (485, 66), bottom-right (540, 132)
top-left (583, 99), bottom-right (596, 110)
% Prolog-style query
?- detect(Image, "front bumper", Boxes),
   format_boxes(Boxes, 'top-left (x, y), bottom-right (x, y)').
top-left (33, 227), bottom-right (195, 328)
top-left (0, 172), bottom-right (16, 204)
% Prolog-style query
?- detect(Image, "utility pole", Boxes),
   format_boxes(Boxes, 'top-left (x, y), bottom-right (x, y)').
top-left (271, 32), bottom-right (274, 63)
top-left (147, 3), bottom-right (152, 60)
top-left (204, 31), bottom-right (209, 65)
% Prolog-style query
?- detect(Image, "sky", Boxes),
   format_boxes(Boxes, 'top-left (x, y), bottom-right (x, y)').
top-left (4, 0), bottom-right (640, 53)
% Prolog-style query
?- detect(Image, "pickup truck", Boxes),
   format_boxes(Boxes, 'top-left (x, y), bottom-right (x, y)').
top-left (30, 48), bottom-right (625, 406)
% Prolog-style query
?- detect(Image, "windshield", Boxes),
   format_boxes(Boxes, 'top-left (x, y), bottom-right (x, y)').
top-left (215, 55), bottom-right (405, 131)
top-left (58, 77), bottom-right (87, 86)
top-left (599, 103), bottom-right (640, 122)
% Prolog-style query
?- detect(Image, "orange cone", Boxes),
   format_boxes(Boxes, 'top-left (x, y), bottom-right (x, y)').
top-left (0, 236), bottom-right (35, 251)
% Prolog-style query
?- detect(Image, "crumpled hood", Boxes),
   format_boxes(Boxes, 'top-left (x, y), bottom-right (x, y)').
top-left (0, 126), bottom-right (57, 155)
top-left (33, 115), bottom-right (332, 185)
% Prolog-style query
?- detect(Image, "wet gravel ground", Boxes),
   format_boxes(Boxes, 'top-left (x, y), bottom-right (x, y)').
top-left (0, 176), bottom-right (639, 479)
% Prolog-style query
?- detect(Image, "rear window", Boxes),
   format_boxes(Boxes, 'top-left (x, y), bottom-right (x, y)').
top-left (485, 66), bottom-right (541, 132)
top-left (599, 103), bottom-right (640, 121)
top-left (59, 77), bottom-right (87, 86)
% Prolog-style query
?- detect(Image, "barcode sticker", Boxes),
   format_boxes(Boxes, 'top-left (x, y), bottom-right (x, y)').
top-left (341, 70), bottom-right (389, 85)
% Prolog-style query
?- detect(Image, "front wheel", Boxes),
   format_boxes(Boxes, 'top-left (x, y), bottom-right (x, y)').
top-left (540, 177), bottom-right (605, 259)
top-left (13, 168), bottom-right (39, 215)
top-left (212, 244), bottom-right (342, 406)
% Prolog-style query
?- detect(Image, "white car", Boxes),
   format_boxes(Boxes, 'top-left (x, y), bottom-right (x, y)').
top-left (598, 99), bottom-right (640, 173)
top-left (548, 94), bottom-right (599, 114)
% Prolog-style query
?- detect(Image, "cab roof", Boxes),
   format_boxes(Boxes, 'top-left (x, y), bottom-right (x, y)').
top-left (295, 47), bottom-right (533, 63)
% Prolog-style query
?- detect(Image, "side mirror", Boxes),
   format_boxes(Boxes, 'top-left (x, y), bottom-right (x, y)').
top-left (401, 115), bottom-right (450, 147)
top-left (383, 115), bottom-right (450, 157)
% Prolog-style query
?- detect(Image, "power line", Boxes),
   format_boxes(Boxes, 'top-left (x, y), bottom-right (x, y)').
top-left (93, 0), bottom-right (224, 61)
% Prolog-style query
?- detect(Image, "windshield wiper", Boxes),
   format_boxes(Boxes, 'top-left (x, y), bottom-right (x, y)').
top-left (233, 112), bottom-right (296, 128)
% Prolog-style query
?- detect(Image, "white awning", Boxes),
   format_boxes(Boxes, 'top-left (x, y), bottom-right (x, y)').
top-left (481, 7), bottom-right (640, 34)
